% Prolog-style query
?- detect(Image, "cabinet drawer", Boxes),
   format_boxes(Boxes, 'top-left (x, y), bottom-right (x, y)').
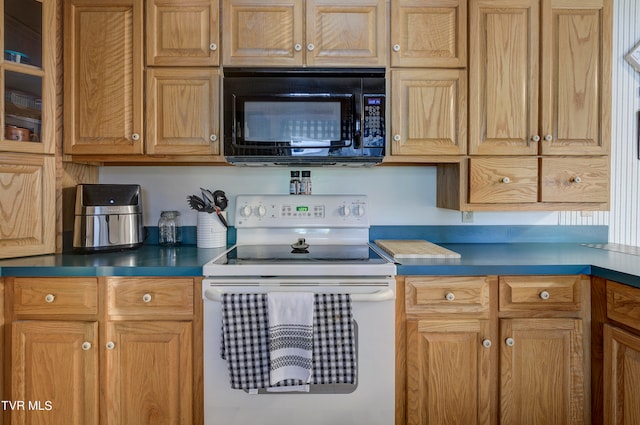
top-left (607, 281), bottom-right (640, 331)
top-left (540, 157), bottom-right (609, 203)
top-left (469, 157), bottom-right (538, 204)
top-left (13, 277), bottom-right (98, 317)
top-left (405, 276), bottom-right (491, 316)
top-left (107, 277), bottom-right (194, 319)
top-left (499, 275), bottom-right (583, 312)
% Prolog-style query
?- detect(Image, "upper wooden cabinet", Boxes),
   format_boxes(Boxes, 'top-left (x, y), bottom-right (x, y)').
top-left (146, 0), bottom-right (220, 66)
top-left (390, 0), bottom-right (467, 68)
top-left (64, 0), bottom-right (145, 155)
top-left (469, 0), bottom-right (611, 156)
top-left (222, 0), bottom-right (387, 66)
top-left (1, 0), bottom-right (57, 156)
top-left (390, 69), bottom-right (467, 157)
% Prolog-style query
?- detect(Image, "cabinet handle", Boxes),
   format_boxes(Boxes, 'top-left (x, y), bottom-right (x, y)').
top-left (392, 44), bottom-right (401, 52)
top-left (445, 292), bottom-right (456, 301)
top-left (539, 290), bottom-right (550, 300)
top-left (294, 44), bottom-right (302, 52)
top-left (501, 177), bottom-right (511, 184)
top-left (307, 43), bottom-right (315, 51)
top-left (531, 135), bottom-right (541, 142)
top-left (544, 134), bottom-right (553, 142)
top-left (82, 342), bottom-right (92, 351)
top-left (482, 339), bottom-right (492, 348)
top-left (393, 134), bottom-right (401, 142)
top-left (142, 293), bottom-right (152, 303)
top-left (106, 341), bottom-right (115, 350)
top-left (132, 133), bottom-right (140, 141)
top-left (44, 294), bottom-right (55, 303)
top-left (505, 337), bottom-right (515, 347)
top-left (571, 176), bottom-right (582, 184)
top-left (210, 134), bottom-right (217, 142)
top-left (209, 43), bottom-right (217, 51)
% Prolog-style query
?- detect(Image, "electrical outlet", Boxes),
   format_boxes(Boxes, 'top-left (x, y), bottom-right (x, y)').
top-left (461, 211), bottom-right (474, 223)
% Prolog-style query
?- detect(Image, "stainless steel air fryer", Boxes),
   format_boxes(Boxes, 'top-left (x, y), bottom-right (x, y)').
top-left (73, 184), bottom-right (144, 252)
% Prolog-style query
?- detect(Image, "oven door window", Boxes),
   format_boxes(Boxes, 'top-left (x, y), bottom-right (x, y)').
top-left (233, 96), bottom-right (354, 154)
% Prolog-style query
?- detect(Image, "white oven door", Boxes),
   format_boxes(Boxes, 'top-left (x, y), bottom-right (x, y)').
top-left (202, 277), bottom-right (395, 425)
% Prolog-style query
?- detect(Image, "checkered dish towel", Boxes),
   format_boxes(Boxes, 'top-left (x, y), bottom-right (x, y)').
top-left (220, 293), bottom-right (356, 391)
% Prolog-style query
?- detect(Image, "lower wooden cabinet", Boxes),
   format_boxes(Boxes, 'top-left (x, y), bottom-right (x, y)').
top-left (3, 276), bottom-right (203, 425)
top-left (603, 324), bottom-right (640, 425)
top-left (398, 275), bottom-right (590, 425)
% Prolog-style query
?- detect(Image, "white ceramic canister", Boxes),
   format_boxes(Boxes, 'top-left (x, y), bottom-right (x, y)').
top-left (197, 211), bottom-right (227, 248)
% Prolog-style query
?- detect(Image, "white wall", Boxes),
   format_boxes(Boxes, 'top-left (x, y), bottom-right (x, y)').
top-left (99, 166), bottom-right (559, 227)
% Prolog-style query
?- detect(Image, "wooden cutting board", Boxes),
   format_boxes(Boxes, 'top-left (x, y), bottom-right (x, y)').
top-left (375, 240), bottom-right (461, 259)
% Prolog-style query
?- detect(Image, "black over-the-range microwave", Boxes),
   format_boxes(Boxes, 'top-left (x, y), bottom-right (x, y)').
top-left (223, 68), bottom-right (386, 166)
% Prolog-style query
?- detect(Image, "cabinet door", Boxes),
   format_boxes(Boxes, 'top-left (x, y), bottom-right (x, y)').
top-left (406, 319), bottom-right (492, 425)
top-left (500, 318), bottom-right (585, 425)
top-left (306, 0), bottom-right (386, 66)
top-left (0, 153), bottom-right (55, 259)
top-left (11, 321), bottom-right (99, 425)
top-left (64, 0), bottom-right (144, 155)
top-left (604, 324), bottom-right (640, 425)
top-left (390, 0), bottom-right (466, 67)
top-left (222, 0), bottom-right (303, 66)
top-left (469, 0), bottom-right (539, 155)
top-left (391, 69), bottom-right (467, 156)
top-left (146, 0), bottom-right (219, 66)
top-left (104, 321), bottom-right (193, 425)
top-left (146, 68), bottom-right (220, 155)
top-left (540, 0), bottom-right (611, 155)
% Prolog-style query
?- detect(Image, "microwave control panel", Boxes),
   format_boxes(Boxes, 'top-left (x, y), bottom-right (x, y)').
top-left (362, 95), bottom-right (385, 148)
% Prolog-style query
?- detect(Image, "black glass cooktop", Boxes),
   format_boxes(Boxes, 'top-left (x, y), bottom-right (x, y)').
top-left (211, 244), bottom-right (389, 265)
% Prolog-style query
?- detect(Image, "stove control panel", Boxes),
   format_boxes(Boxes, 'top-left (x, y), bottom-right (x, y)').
top-left (235, 195), bottom-right (369, 228)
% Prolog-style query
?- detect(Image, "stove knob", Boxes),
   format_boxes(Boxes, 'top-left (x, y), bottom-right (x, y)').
top-left (240, 205), bottom-right (252, 217)
top-left (354, 205), bottom-right (366, 217)
top-left (340, 205), bottom-right (351, 217)
top-left (256, 205), bottom-right (267, 217)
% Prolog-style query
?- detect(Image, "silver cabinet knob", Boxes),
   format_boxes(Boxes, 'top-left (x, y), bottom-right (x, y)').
top-left (445, 292), bottom-right (455, 301)
top-left (505, 337), bottom-right (515, 347)
top-left (132, 133), bottom-right (140, 141)
top-left (393, 134), bottom-right (401, 142)
top-left (544, 134), bottom-right (553, 142)
top-left (106, 341), bottom-right (115, 350)
top-left (571, 176), bottom-right (582, 184)
top-left (531, 135), bottom-right (541, 142)
top-left (392, 44), bottom-right (401, 52)
top-left (307, 43), bottom-right (315, 51)
top-left (209, 43), bottom-right (217, 51)
top-left (482, 339), bottom-right (492, 348)
top-left (209, 134), bottom-right (217, 142)
top-left (501, 177), bottom-right (511, 184)
top-left (294, 44), bottom-right (302, 52)
top-left (539, 290), bottom-right (550, 300)
top-left (82, 342), bottom-right (92, 351)
top-left (142, 293), bottom-right (152, 303)
top-left (45, 294), bottom-right (55, 303)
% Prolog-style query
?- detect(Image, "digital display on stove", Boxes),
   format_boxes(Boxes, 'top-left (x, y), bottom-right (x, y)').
top-left (296, 206), bottom-right (309, 212)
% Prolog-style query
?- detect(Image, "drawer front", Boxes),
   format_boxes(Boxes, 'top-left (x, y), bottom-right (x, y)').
top-left (469, 157), bottom-right (538, 204)
top-left (13, 277), bottom-right (98, 317)
top-left (107, 277), bottom-right (194, 318)
top-left (540, 157), bottom-right (609, 203)
top-left (607, 281), bottom-right (640, 331)
top-left (405, 276), bottom-right (491, 316)
top-left (499, 275), bottom-right (583, 312)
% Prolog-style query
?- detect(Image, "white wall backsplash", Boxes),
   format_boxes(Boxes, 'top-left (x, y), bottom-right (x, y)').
top-left (99, 166), bottom-right (560, 227)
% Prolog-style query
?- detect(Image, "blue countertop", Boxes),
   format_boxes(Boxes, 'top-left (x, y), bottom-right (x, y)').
top-left (1, 226), bottom-right (638, 288)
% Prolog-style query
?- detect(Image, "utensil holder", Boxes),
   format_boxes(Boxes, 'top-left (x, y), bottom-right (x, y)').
top-left (197, 211), bottom-right (227, 248)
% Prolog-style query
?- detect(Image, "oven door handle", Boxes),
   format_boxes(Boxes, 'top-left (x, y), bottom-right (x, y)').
top-left (203, 287), bottom-right (394, 303)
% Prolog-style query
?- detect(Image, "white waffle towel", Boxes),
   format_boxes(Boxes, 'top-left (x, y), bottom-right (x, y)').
top-left (268, 292), bottom-right (314, 386)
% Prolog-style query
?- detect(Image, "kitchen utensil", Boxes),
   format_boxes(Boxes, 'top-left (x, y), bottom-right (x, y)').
top-left (187, 195), bottom-right (213, 213)
top-left (200, 188), bottom-right (228, 227)
top-left (213, 190), bottom-right (228, 211)
top-left (213, 206), bottom-right (228, 228)
top-left (200, 188), bottom-right (216, 207)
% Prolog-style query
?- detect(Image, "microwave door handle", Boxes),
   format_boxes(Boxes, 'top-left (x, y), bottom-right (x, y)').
top-left (354, 117), bottom-right (362, 149)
